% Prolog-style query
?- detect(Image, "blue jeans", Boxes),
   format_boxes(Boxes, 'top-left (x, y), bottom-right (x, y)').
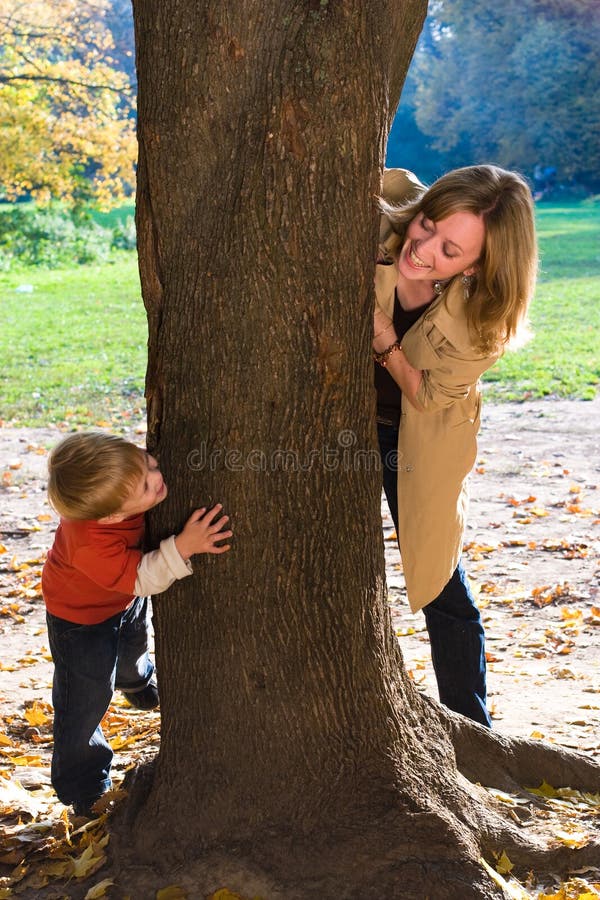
top-left (46, 596), bottom-right (154, 808)
top-left (377, 422), bottom-right (491, 727)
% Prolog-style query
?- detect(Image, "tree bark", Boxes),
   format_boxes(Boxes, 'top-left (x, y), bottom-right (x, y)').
top-left (123, 3), bottom-right (600, 897)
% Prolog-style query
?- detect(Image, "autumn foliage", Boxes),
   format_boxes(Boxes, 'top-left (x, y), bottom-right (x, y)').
top-left (0, 0), bottom-right (136, 206)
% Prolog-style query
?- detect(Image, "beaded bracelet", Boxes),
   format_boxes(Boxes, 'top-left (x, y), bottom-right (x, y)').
top-left (373, 340), bottom-right (402, 367)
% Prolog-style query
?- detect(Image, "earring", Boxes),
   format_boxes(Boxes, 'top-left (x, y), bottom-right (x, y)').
top-left (433, 281), bottom-right (444, 295)
top-left (462, 274), bottom-right (474, 300)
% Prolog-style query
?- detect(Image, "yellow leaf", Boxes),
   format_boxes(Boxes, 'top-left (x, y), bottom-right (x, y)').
top-left (496, 850), bottom-right (514, 875)
top-left (7, 754), bottom-right (44, 766)
top-left (208, 891), bottom-right (257, 900)
top-left (561, 608), bottom-right (584, 622)
top-left (526, 780), bottom-right (560, 798)
top-left (479, 858), bottom-right (530, 899)
top-left (0, 733), bottom-right (14, 746)
top-left (156, 887), bottom-right (188, 900)
top-left (554, 825), bottom-right (590, 849)
top-left (24, 702), bottom-right (50, 726)
top-left (84, 879), bottom-right (115, 899)
top-left (70, 842), bottom-right (106, 879)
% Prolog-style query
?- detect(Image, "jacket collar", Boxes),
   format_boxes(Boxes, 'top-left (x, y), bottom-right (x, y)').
top-left (375, 263), bottom-right (477, 355)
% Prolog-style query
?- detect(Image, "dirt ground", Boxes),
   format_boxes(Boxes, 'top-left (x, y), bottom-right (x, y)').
top-left (0, 397), bottom-right (599, 898)
top-left (0, 397), bottom-right (599, 754)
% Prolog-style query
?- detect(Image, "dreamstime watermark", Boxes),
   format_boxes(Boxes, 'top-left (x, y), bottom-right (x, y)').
top-left (187, 429), bottom-right (400, 473)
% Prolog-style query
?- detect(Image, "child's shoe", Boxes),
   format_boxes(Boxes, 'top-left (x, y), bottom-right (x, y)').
top-left (72, 797), bottom-right (103, 819)
top-left (123, 677), bottom-right (159, 710)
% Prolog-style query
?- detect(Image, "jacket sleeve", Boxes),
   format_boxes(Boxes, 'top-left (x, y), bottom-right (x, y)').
top-left (134, 535), bottom-right (193, 596)
top-left (403, 317), bottom-right (499, 412)
top-left (381, 168), bottom-right (425, 205)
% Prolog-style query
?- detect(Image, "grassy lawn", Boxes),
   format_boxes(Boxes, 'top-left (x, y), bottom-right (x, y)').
top-left (0, 254), bottom-right (146, 426)
top-left (0, 201), bottom-right (598, 426)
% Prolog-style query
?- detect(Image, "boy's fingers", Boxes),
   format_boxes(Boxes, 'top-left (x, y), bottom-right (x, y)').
top-left (209, 543), bottom-right (231, 554)
top-left (204, 503), bottom-right (223, 522)
top-left (209, 515), bottom-right (229, 533)
top-left (187, 508), bottom-right (206, 524)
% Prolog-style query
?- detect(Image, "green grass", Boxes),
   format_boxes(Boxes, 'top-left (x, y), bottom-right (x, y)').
top-left (89, 204), bottom-right (135, 228)
top-left (0, 253), bottom-right (147, 426)
top-left (0, 201), bottom-right (598, 426)
top-left (482, 200), bottom-right (600, 400)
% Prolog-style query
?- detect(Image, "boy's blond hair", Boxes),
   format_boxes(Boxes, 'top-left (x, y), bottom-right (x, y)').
top-left (48, 432), bottom-right (146, 520)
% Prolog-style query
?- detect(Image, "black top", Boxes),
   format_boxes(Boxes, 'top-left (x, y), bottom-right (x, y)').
top-left (374, 286), bottom-right (432, 427)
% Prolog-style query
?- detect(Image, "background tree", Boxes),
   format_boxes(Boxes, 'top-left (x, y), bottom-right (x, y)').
top-left (117, 2), bottom-right (600, 896)
top-left (0, 0), bottom-right (136, 205)
top-left (403, 0), bottom-right (600, 188)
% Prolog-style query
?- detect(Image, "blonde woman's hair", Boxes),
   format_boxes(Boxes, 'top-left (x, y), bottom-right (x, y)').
top-left (380, 165), bottom-right (538, 353)
top-left (48, 432), bottom-right (146, 520)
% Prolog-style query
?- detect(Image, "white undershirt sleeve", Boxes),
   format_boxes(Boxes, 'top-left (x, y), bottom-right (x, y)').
top-left (134, 535), bottom-right (193, 596)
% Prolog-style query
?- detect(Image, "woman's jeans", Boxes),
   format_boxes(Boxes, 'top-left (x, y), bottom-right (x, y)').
top-left (378, 422), bottom-right (491, 727)
top-left (46, 596), bottom-right (154, 809)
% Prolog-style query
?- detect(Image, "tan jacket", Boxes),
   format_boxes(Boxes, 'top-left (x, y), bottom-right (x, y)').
top-left (376, 170), bottom-right (499, 612)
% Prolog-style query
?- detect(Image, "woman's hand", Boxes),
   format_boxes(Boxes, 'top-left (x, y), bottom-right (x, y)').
top-left (373, 306), bottom-right (398, 352)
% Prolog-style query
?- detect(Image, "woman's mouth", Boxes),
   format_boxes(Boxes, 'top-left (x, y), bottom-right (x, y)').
top-left (408, 244), bottom-right (428, 268)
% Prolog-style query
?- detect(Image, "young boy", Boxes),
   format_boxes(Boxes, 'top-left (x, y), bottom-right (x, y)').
top-left (42, 431), bottom-right (232, 818)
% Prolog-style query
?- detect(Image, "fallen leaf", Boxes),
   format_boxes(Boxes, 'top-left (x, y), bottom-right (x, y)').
top-left (208, 891), bottom-right (256, 900)
top-left (84, 879), bottom-right (115, 899)
top-left (554, 824), bottom-right (590, 849)
top-left (157, 887), bottom-right (188, 900)
top-left (495, 850), bottom-right (514, 875)
top-left (70, 841), bottom-right (107, 879)
top-left (480, 858), bottom-right (530, 899)
top-left (24, 702), bottom-right (50, 727)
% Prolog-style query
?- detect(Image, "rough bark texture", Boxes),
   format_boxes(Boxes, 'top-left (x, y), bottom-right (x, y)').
top-left (123, 3), bottom-right (600, 897)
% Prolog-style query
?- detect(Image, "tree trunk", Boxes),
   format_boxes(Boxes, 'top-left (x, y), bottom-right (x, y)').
top-left (123, 3), bottom-right (600, 897)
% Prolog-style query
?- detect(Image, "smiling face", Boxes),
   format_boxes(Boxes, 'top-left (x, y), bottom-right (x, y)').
top-left (99, 451), bottom-right (168, 522)
top-left (397, 209), bottom-right (485, 287)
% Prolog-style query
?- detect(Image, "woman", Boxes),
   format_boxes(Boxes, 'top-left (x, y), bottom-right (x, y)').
top-left (373, 165), bottom-right (538, 727)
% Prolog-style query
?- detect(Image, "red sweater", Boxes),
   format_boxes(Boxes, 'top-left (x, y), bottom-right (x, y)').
top-left (42, 515), bottom-right (144, 624)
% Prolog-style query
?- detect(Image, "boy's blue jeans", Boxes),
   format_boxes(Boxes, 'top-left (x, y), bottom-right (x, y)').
top-left (46, 595), bottom-right (154, 809)
top-left (378, 422), bottom-right (491, 728)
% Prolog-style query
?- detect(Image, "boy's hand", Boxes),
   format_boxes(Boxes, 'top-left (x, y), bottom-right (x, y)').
top-left (174, 504), bottom-right (232, 561)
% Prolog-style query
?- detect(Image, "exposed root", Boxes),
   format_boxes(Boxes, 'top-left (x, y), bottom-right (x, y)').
top-left (430, 696), bottom-right (600, 793)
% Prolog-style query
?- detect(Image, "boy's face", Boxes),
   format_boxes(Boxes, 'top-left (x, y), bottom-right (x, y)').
top-left (101, 451), bottom-right (168, 522)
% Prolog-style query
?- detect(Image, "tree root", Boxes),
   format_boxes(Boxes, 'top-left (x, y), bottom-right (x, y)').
top-left (430, 696), bottom-right (600, 794)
